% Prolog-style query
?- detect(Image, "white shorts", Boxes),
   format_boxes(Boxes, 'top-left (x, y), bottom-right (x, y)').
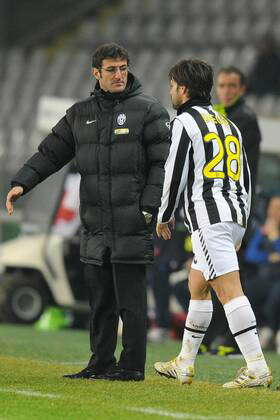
top-left (191, 222), bottom-right (245, 281)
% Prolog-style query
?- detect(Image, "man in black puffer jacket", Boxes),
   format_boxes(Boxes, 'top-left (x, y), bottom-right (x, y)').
top-left (6, 43), bottom-right (170, 381)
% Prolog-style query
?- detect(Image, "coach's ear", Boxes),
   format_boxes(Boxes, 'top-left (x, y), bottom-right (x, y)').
top-left (92, 67), bottom-right (101, 80)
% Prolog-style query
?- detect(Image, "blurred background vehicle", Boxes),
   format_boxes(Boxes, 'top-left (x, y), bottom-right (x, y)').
top-left (0, 0), bottom-right (279, 349)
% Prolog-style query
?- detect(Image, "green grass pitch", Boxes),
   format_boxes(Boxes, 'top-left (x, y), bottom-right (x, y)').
top-left (0, 323), bottom-right (280, 419)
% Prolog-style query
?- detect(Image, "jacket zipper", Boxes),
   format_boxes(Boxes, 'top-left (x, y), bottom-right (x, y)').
top-left (108, 102), bottom-right (118, 250)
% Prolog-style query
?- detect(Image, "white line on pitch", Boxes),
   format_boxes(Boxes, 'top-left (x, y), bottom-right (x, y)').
top-left (0, 387), bottom-right (61, 399)
top-left (127, 407), bottom-right (270, 420)
top-left (127, 407), bottom-right (209, 419)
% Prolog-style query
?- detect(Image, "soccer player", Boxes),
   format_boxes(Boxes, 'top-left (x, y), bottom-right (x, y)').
top-left (155, 59), bottom-right (272, 388)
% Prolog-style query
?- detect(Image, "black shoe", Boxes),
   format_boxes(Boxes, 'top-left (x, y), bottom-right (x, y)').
top-left (63, 364), bottom-right (115, 379)
top-left (63, 366), bottom-right (99, 379)
top-left (91, 367), bottom-right (144, 381)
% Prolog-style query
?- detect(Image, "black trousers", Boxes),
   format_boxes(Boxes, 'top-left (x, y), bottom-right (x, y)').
top-left (84, 262), bottom-right (147, 373)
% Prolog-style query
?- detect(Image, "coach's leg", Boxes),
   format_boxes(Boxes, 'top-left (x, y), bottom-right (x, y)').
top-left (177, 268), bottom-right (213, 367)
top-left (86, 263), bottom-right (118, 372)
top-left (113, 264), bottom-right (147, 374)
top-left (211, 271), bottom-right (269, 375)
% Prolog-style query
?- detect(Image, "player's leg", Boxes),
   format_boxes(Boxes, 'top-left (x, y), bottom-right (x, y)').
top-left (211, 270), bottom-right (271, 387)
top-left (154, 266), bottom-right (213, 384)
top-left (208, 222), bottom-right (271, 388)
top-left (177, 268), bottom-right (213, 365)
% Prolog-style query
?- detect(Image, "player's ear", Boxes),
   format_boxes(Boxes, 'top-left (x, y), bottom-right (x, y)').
top-left (181, 85), bottom-right (188, 96)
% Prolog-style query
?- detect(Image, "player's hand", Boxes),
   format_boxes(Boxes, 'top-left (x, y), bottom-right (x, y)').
top-left (6, 186), bottom-right (24, 216)
top-left (156, 217), bottom-right (175, 240)
top-left (235, 243), bottom-right (241, 252)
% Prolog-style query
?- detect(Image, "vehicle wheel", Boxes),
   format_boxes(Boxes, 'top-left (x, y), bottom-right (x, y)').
top-left (0, 271), bottom-right (51, 324)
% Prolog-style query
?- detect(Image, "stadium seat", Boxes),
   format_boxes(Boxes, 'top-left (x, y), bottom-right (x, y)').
top-left (0, 0), bottom-right (279, 194)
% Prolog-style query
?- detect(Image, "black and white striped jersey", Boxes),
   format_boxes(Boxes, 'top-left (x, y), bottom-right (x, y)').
top-left (158, 103), bottom-right (251, 233)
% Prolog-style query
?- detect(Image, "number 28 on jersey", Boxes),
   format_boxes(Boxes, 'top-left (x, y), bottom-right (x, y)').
top-left (203, 132), bottom-right (241, 182)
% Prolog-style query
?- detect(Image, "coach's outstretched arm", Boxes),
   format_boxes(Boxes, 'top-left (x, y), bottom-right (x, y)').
top-left (6, 115), bottom-right (75, 215)
top-left (6, 186), bottom-right (24, 215)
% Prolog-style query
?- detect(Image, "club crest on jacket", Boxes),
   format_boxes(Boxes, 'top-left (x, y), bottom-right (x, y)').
top-left (117, 113), bottom-right (126, 125)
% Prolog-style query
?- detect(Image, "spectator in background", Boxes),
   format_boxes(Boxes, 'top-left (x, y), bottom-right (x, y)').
top-left (147, 236), bottom-right (173, 343)
top-left (245, 195), bottom-right (280, 353)
top-left (147, 210), bottom-right (190, 342)
top-left (248, 34), bottom-right (280, 97)
top-left (215, 66), bottom-right (261, 196)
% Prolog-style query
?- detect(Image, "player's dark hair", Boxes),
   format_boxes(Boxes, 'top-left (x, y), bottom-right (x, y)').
top-left (169, 59), bottom-right (213, 99)
top-left (92, 43), bottom-right (130, 68)
top-left (217, 66), bottom-right (246, 86)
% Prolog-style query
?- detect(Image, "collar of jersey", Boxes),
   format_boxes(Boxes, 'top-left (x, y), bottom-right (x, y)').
top-left (177, 97), bottom-right (211, 115)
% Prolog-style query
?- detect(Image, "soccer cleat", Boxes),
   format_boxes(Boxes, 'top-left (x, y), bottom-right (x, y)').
top-left (223, 367), bottom-right (272, 388)
top-left (154, 357), bottom-right (194, 385)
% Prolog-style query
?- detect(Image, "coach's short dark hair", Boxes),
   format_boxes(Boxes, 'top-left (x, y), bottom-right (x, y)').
top-left (92, 43), bottom-right (130, 68)
top-left (169, 59), bottom-right (213, 99)
top-left (217, 66), bottom-right (246, 86)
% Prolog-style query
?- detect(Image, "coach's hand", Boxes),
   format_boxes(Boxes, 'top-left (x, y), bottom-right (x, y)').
top-left (6, 186), bottom-right (24, 216)
top-left (156, 218), bottom-right (175, 240)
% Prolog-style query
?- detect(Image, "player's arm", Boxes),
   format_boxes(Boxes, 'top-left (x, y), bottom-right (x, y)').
top-left (242, 145), bottom-right (252, 218)
top-left (6, 115), bottom-right (75, 215)
top-left (235, 123), bottom-right (252, 219)
top-left (157, 118), bottom-right (191, 240)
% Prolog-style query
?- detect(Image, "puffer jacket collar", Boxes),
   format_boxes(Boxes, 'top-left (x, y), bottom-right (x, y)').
top-left (91, 72), bottom-right (142, 103)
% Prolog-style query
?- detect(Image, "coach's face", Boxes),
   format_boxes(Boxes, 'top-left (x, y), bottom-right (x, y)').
top-left (170, 79), bottom-right (188, 109)
top-left (216, 72), bottom-right (245, 107)
top-left (92, 58), bottom-right (128, 93)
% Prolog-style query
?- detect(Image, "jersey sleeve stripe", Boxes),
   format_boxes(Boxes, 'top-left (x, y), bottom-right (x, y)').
top-left (186, 147), bottom-right (199, 231)
top-left (160, 120), bottom-right (191, 223)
